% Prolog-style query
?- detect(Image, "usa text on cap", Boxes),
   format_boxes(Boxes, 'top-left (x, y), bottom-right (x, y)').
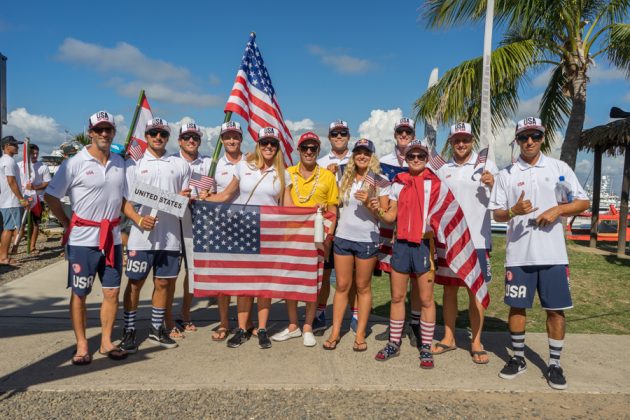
top-left (180, 122), bottom-right (203, 137)
top-left (329, 120), bottom-right (349, 132)
top-left (395, 118), bottom-right (415, 132)
top-left (448, 122), bottom-right (472, 139)
top-left (221, 121), bottom-right (243, 135)
top-left (515, 117), bottom-right (545, 135)
top-left (298, 131), bottom-right (321, 147)
top-left (146, 117), bottom-right (171, 133)
top-left (258, 127), bottom-right (281, 141)
top-left (404, 139), bottom-right (428, 155)
top-left (89, 111), bottom-right (116, 129)
top-left (352, 138), bottom-right (375, 154)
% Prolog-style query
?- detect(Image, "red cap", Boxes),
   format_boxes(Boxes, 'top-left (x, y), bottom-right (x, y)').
top-left (297, 131), bottom-right (321, 147)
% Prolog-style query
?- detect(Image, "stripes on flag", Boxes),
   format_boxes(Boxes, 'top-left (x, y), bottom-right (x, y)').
top-left (189, 171), bottom-right (216, 191)
top-left (191, 202), bottom-right (334, 302)
top-left (428, 147), bottom-right (446, 171)
top-left (365, 170), bottom-right (391, 189)
top-left (224, 33), bottom-right (295, 166)
top-left (475, 147), bottom-right (489, 167)
top-left (128, 139), bottom-right (146, 161)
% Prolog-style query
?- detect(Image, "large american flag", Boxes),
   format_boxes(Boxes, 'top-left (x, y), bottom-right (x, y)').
top-left (224, 33), bottom-right (294, 165)
top-left (379, 170), bottom-right (490, 308)
top-left (191, 201), bottom-right (333, 302)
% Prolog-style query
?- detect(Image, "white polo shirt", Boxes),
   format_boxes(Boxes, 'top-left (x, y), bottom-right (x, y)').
top-left (489, 153), bottom-right (587, 266)
top-left (45, 147), bottom-right (126, 246)
top-left (317, 151), bottom-right (350, 183)
top-left (233, 161), bottom-right (291, 206)
top-left (18, 160), bottom-right (52, 201)
top-left (126, 152), bottom-right (191, 251)
top-left (215, 154), bottom-right (246, 202)
top-left (379, 151), bottom-right (408, 168)
top-left (436, 152), bottom-right (499, 249)
top-left (173, 151), bottom-right (211, 198)
top-left (336, 176), bottom-right (391, 243)
top-left (0, 154), bottom-right (21, 208)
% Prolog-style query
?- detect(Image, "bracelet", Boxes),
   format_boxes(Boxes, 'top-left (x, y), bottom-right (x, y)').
top-left (377, 208), bottom-right (385, 218)
top-left (325, 233), bottom-right (334, 242)
top-left (137, 217), bottom-right (144, 227)
top-left (508, 208), bottom-right (515, 219)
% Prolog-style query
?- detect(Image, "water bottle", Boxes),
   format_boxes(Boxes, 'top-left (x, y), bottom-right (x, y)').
top-left (314, 208), bottom-right (324, 242)
top-left (555, 176), bottom-right (573, 204)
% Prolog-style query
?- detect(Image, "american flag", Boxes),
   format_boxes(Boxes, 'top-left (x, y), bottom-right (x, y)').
top-left (189, 171), bottom-right (216, 191)
top-left (128, 139), bottom-right (145, 161)
top-left (224, 33), bottom-right (294, 165)
top-left (191, 202), bottom-right (334, 301)
top-left (428, 147), bottom-right (446, 171)
top-left (475, 147), bottom-right (489, 167)
top-left (378, 171), bottom-right (489, 308)
top-left (338, 163), bottom-right (404, 182)
top-left (126, 92), bottom-right (153, 160)
top-left (364, 170), bottom-right (391, 189)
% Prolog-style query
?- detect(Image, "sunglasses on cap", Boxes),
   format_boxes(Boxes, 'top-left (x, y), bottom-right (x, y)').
top-left (180, 134), bottom-right (201, 142)
top-left (299, 145), bottom-right (319, 153)
top-left (396, 128), bottom-right (414, 135)
top-left (146, 130), bottom-right (170, 138)
top-left (92, 126), bottom-right (114, 134)
top-left (330, 130), bottom-right (349, 137)
top-left (516, 132), bottom-right (544, 142)
top-left (259, 138), bottom-right (279, 147)
top-left (405, 152), bottom-right (428, 162)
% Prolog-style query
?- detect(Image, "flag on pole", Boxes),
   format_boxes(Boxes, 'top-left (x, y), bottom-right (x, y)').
top-left (364, 170), bottom-right (391, 189)
top-left (191, 202), bottom-right (334, 301)
top-left (224, 33), bottom-right (295, 165)
top-left (128, 92), bottom-right (153, 160)
top-left (428, 147), bottom-right (446, 171)
top-left (189, 171), bottom-right (216, 191)
top-left (475, 146), bottom-right (489, 166)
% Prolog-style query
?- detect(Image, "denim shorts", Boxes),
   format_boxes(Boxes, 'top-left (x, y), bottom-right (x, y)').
top-left (333, 237), bottom-right (379, 259)
top-left (0, 207), bottom-right (23, 230)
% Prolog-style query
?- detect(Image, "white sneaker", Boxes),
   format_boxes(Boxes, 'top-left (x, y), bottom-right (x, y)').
top-left (303, 331), bottom-right (316, 347)
top-left (271, 327), bottom-right (302, 342)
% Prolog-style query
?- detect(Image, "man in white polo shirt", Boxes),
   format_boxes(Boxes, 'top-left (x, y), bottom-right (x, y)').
top-left (489, 117), bottom-right (589, 390)
top-left (313, 120), bottom-right (351, 334)
top-left (45, 111), bottom-right (127, 365)
top-left (434, 122), bottom-right (498, 364)
top-left (120, 117), bottom-right (191, 352)
top-left (1, 136), bottom-right (29, 266)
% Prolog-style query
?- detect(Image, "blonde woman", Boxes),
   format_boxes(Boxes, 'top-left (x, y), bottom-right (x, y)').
top-left (323, 139), bottom-right (390, 352)
top-left (205, 127), bottom-right (292, 349)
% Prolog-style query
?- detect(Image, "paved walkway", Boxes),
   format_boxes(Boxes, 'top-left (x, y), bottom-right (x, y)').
top-left (1, 260), bottom-right (628, 394)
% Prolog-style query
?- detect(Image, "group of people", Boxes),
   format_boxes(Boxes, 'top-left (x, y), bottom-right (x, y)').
top-left (0, 108), bottom-right (589, 391)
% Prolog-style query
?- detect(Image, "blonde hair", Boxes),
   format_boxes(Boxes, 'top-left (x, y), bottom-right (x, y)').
top-left (246, 142), bottom-right (286, 201)
top-left (338, 152), bottom-right (382, 204)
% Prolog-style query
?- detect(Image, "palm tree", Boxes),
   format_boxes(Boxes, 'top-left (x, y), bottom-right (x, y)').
top-left (415, 0), bottom-right (630, 168)
top-left (72, 132), bottom-right (90, 146)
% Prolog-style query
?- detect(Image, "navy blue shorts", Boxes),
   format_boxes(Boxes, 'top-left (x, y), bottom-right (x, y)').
top-left (67, 245), bottom-right (123, 297)
top-left (126, 250), bottom-right (181, 280)
top-left (391, 239), bottom-right (431, 275)
top-left (333, 237), bottom-right (379, 259)
top-left (504, 265), bottom-right (573, 310)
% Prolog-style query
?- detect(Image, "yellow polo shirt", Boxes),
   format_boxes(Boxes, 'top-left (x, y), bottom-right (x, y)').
top-left (287, 163), bottom-right (339, 207)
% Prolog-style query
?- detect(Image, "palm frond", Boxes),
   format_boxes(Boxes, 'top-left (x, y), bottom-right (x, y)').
top-left (606, 23), bottom-right (630, 77)
top-left (538, 65), bottom-right (571, 152)
top-left (596, 0), bottom-right (630, 27)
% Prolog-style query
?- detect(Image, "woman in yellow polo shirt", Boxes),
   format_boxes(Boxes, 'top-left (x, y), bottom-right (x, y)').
top-left (271, 132), bottom-right (338, 347)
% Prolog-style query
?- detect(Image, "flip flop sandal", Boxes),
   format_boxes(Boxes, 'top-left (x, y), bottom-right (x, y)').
top-left (432, 343), bottom-right (457, 355)
top-left (176, 319), bottom-right (198, 332)
top-left (71, 350), bottom-right (92, 366)
top-left (470, 350), bottom-right (489, 365)
top-left (0, 258), bottom-right (21, 267)
top-left (99, 347), bottom-right (128, 361)
top-left (323, 338), bottom-right (340, 350)
top-left (169, 327), bottom-right (185, 340)
top-left (212, 327), bottom-right (229, 341)
top-left (353, 341), bottom-right (368, 352)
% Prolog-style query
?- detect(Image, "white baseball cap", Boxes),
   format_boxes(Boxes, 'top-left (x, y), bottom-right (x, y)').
top-left (88, 111), bottom-right (116, 129)
top-left (448, 122), bottom-right (473, 139)
top-left (395, 117), bottom-right (415, 132)
top-left (145, 117), bottom-right (171, 134)
top-left (221, 121), bottom-right (243, 135)
top-left (329, 120), bottom-right (349, 133)
top-left (179, 122), bottom-right (203, 137)
top-left (258, 127), bottom-right (281, 141)
top-left (515, 117), bottom-right (545, 136)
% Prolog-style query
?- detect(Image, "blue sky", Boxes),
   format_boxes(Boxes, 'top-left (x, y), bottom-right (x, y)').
top-left (1, 0), bottom-right (629, 192)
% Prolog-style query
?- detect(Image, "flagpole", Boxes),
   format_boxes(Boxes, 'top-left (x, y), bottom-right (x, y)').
top-left (206, 111), bottom-right (233, 178)
top-left (124, 89), bottom-right (145, 156)
top-left (479, 0), bottom-right (495, 169)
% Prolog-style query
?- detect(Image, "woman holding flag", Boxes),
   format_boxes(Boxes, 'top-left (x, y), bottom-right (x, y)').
top-left (203, 127), bottom-right (292, 350)
top-left (323, 139), bottom-right (389, 352)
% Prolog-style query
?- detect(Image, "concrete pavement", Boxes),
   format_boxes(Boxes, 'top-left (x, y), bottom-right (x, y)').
top-left (1, 260), bottom-right (629, 394)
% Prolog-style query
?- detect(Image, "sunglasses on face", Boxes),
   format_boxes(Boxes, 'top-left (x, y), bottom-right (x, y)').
top-left (180, 134), bottom-right (201, 142)
top-left (405, 153), bottom-right (428, 162)
top-left (516, 132), bottom-right (544, 142)
top-left (299, 145), bottom-right (319, 153)
top-left (396, 129), bottom-right (414, 136)
top-left (146, 130), bottom-right (170, 139)
top-left (330, 131), bottom-right (349, 137)
top-left (92, 126), bottom-right (114, 135)
top-left (451, 137), bottom-right (473, 144)
top-left (259, 138), bottom-right (279, 148)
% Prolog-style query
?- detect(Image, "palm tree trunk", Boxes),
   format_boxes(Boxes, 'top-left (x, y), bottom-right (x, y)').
top-left (560, 66), bottom-right (588, 170)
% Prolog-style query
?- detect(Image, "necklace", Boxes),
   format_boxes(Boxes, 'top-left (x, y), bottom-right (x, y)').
top-left (293, 164), bottom-right (320, 203)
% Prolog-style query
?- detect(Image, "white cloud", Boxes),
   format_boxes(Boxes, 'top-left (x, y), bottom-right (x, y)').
top-left (532, 69), bottom-right (553, 88)
top-left (589, 64), bottom-right (626, 84)
top-left (208, 74), bottom-right (221, 86)
top-left (4, 108), bottom-right (67, 154)
top-left (358, 108), bottom-right (404, 157)
top-left (515, 94), bottom-right (543, 119)
top-left (57, 38), bottom-right (221, 107)
top-left (286, 118), bottom-right (315, 132)
top-left (307, 45), bottom-right (373, 75)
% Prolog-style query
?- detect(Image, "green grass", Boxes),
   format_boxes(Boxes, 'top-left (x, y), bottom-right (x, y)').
top-left (369, 235), bottom-right (630, 334)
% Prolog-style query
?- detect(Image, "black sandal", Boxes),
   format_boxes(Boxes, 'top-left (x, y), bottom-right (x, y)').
top-left (99, 346), bottom-right (128, 361)
top-left (323, 337), bottom-right (340, 350)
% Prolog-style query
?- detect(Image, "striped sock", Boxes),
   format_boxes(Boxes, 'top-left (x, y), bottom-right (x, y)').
top-left (316, 304), bottom-right (326, 318)
top-left (410, 310), bottom-right (421, 326)
top-left (124, 310), bottom-right (137, 330)
top-left (351, 307), bottom-right (358, 320)
top-left (151, 307), bottom-right (166, 330)
top-left (511, 330), bottom-right (525, 358)
top-left (548, 338), bottom-right (564, 366)
top-left (389, 319), bottom-right (405, 344)
top-left (420, 320), bottom-right (435, 347)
